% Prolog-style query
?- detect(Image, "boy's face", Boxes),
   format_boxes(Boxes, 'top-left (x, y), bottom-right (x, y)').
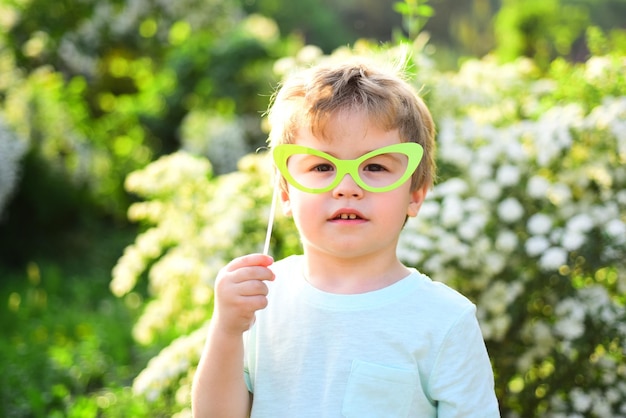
top-left (279, 109), bottom-right (428, 261)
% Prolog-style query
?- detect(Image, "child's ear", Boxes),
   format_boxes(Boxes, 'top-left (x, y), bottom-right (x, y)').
top-left (407, 185), bottom-right (429, 217)
top-left (280, 188), bottom-right (292, 216)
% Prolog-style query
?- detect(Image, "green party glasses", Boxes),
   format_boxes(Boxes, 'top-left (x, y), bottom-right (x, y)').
top-left (272, 142), bottom-right (424, 193)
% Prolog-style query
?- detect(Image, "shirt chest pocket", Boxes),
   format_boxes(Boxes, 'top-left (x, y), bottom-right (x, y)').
top-left (341, 359), bottom-right (421, 418)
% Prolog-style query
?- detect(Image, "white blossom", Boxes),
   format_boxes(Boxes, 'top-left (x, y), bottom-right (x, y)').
top-left (527, 175), bottom-right (551, 199)
top-left (404, 234), bottom-right (432, 251)
top-left (527, 213), bottom-right (553, 236)
top-left (476, 145), bottom-right (498, 167)
top-left (469, 161), bottom-right (493, 181)
top-left (477, 180), bottom-right (502, 202)
top-left (605, 219), bottom-right (626, 242)
top-left (579, 286), bottom-right (611, 313)
top-left (585, 56), bottom-right (612, 81)
top-left (589, 201), bottom-right (620, 224)
top-left (554, 298), bottom-right (586, 341)
top-left (437, 232), bottom-right (469, 260)
top-left (591, 399), bottom-right (612, 417)
top-left (525, 235), bottom-right (550, 257)
top-left (498, 197), bottom-right (524, 223)
top-left (566, 213), bottom-right (595, 233)
top-left (547, 183), bottom-right (572, 205)
top-left (554, 316), bottom-right (585, 340)
top-left (496, 230), bottom-right (519, 253)
top-left (488, 315), bottom-right (511, 341)
top-left (504, 140), bottom-right (527, 163)
top-left (419, 200), bottom-right (440, 220)
top-left (423, 253), bottom-right (444, 274)
top-left (464, 197), bottom-right (488, 213)
top-left (532, 321), bottom-right (555, 349)
top-left (440, 195), bottom-right (464, 227)
top-left (538, 246), bottom-right (568, 270)
top-left (570, 388), bottom-right (592, 413)
top-left (457, 219), bottom-right (482, 242)
top-left (496, 165), bottom-right (521, 187)
top-left (181, 112), bottom-right (248, 174)
top-left (484, 252), bottom-right (507, 275)
top-left (443, 142), bottom-right (473, 169)
top-left (434, 178), bottom-right (469, 197)
top-left (561, 229), bottom-right (587, 251)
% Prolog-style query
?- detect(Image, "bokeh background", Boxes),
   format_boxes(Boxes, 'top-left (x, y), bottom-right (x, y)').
top-left (1, 0), bottom-right (625, 416)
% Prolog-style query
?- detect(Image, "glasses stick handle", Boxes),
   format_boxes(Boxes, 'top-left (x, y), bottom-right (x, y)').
top-left (263, 175), bottom-right (279, 256)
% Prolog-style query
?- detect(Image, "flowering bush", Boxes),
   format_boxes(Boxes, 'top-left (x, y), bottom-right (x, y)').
top-left (401, 75), bottom-right (626, 417)
top-left (110, 151), bottom-right (299, 415)
top-left (112, 42), bottom-right (625, 417)
top-left (1, 0), bottom-right (292, 224)
top-left (0, 115), bottom-right (26, 218)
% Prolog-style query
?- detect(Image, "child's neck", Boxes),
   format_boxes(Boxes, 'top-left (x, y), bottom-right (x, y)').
top-left (301, 250), bottom-right (410, 294)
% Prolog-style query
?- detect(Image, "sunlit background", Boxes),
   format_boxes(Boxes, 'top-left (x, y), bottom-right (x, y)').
top-left (1, 0), bottom-right (625, 416)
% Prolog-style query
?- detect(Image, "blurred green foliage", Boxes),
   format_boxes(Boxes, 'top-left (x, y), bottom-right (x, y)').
top-left (393, 0), bottom-right (434, 42)
top-left (494, 0), bottom-right (590, 68)
top-left (494, 0), bottom-right (626, 69)
top-left (0, 0), bottom-right (297, 266)
top-left (0, 224), bottom-right (165, 417)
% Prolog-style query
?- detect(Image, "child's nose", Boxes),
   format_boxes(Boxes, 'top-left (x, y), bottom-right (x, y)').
top-left (332, 173), bottom-right (363, 198)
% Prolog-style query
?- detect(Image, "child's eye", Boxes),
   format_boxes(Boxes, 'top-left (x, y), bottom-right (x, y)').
top-left (312, 163), bottom-right (334, 172)
top-left (364, 163), bottom-right (387, 172)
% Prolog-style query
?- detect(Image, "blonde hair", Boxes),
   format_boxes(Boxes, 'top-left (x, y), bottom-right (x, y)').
top-left (267, 58), bottom-right (436, 190)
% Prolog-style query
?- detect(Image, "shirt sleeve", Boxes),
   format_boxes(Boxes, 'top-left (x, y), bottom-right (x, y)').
top-left (428, 305), bottom-right (501, 418)
top-left (243, 324), bottom-right (257, 393)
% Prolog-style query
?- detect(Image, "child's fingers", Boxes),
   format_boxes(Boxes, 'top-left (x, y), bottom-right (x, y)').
top-left (212, 255), bottom-right (275, 334)
top-left (221, 254), bottom-right (275, 285)
top-left (237, 278), bottom-right (270, 297)
top-left (224, 253), bottom-right (274, 272)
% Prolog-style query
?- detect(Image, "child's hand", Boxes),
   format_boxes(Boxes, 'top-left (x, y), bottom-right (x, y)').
top-left (212, 254), bottom-right (275, 336)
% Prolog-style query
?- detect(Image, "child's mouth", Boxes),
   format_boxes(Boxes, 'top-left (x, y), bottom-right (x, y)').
top-left (337, 214), bottom-right (358, 220)
top-left (330, 208), bottom-right (366, 221)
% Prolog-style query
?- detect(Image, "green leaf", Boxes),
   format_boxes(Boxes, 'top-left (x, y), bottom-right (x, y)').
top-left (393, 2), bottom-right (410, 15)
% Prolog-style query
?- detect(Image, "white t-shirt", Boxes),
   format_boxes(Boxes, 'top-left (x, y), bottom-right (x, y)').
top-left (244, 255), bottom-right (500, 418)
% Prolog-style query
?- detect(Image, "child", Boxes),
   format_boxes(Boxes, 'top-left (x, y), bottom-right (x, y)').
top-left (192, 57), bottom-right (500, 417)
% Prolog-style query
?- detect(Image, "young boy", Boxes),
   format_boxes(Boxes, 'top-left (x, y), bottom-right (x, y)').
top-left (192, 58), bottom-right (500, 417)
